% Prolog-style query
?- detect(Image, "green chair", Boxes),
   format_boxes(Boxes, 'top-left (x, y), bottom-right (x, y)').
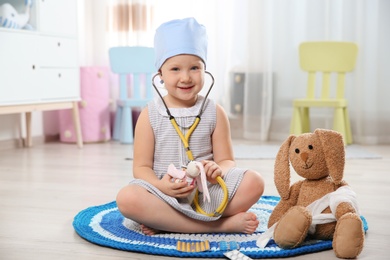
top-left (290, 41), bottom-right (358, 145)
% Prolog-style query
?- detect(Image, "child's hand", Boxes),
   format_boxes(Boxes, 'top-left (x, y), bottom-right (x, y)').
top-left (159, 174), bottom-right (195, 198)
top-left (202, 160), bottom-right (222, 184)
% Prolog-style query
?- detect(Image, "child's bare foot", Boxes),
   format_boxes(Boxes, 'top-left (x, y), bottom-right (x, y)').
top-left (140, 212), bottom-right (258, 235)
top-left (140, 224), bottom-right (160, 235)
top-left (220, 212), bottom-right (259, 234)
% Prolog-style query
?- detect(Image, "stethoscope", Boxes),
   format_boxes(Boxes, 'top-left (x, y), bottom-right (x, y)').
top-left (152, 71), bottom-right (228, 217)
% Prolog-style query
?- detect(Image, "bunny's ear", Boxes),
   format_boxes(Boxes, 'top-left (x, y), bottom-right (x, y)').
top-left (194, 161), bottom-right (210, 203)
top-left (274, 135), bottom-right (295, 200)
top-left (167, 164), bottom-right (185, 179)
top-left (314, 129), bottom-right (345, 185)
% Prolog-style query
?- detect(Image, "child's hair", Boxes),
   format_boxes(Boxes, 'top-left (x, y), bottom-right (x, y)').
top-left (154, 17), bottom-right (208, 70)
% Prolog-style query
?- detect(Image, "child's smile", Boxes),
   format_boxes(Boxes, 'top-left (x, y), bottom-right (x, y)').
top-left (178, 85), bottom-right (195, 91)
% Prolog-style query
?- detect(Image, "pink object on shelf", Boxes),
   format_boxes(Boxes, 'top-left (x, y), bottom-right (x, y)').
top-left (59, 67), bottom-right (111, 143)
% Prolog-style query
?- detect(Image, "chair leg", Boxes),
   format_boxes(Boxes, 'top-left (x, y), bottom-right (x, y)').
top-left (344, 108), bottom-right (353, 145)
top-left (120, 106), bottom-right (134, 144)
top-left (333, 108), bottom-right (347, 146)
top-left (113, 107), bottom-right (122, 141)
top-left (290, 106), bottom-right (303, 135)
top-left (301, 107), bottom-right (310, 133)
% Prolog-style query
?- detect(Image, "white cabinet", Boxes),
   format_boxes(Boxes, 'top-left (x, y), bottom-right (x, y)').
top-left (0, 0), bottom-right (80, 105)
top-left (0, 0), bottom-right (82, 147)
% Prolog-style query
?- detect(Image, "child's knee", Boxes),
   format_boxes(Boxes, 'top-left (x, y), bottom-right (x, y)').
top-left (245, 170), bottom-right (265, 197)
top-left (116, 186), bottom-right (135, 214)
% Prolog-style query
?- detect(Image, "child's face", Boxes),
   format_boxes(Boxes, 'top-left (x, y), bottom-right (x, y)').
top-left (160, 54), bottom-right (205, 107)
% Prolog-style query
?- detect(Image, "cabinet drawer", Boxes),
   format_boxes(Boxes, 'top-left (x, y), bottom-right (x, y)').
top-left (0, 32), bottom-right (41, 105)
top-left (40, 68), bottom-right (80, 100)
top-left (40, 37), bottom-right (78, 68)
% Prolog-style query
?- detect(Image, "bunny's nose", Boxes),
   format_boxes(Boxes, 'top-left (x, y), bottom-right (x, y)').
top-left (300, 152), bottom-right (308, 162)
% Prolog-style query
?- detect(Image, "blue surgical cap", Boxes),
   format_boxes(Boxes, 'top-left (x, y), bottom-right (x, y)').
top-left (154, 17), bottom-right (208, 70)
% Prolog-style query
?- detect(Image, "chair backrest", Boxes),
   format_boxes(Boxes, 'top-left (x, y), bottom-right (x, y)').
top-left (109, 46), bottom-right (156, 100)
top-left (299, 41), bottom-right (358, 99)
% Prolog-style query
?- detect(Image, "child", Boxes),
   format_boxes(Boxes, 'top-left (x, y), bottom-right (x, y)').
top-left (116, 17), bottom-right (264, 235)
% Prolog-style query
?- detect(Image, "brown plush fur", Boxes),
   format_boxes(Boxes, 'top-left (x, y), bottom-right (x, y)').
top-left (268, 129), bottom-right (364, 258)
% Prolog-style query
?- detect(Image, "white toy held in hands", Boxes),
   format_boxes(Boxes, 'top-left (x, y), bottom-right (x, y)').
top-left (167, 161), bottom-right (211, 203)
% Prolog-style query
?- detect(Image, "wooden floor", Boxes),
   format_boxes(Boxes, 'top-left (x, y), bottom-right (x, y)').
top-left (0, 140), bottom-right (389, 259)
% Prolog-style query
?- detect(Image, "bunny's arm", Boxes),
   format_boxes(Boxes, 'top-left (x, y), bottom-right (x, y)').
top-left (268, 181), bottom-right (303, 227)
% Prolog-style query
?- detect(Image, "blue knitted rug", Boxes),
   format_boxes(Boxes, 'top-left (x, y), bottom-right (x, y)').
top-left (73, 196), bottom-right (368, 258)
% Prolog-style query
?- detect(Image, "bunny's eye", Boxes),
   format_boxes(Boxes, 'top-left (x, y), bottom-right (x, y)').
top-left (308, 145), bottom-right (313, 150)
top-left (295, 148), bottom-right (300, 154)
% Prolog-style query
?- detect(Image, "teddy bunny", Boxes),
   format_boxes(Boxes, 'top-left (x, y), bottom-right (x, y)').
top-left (257, 129), bottom-right (364, 259)
top-left (167, 161), bottom-right (210, 204)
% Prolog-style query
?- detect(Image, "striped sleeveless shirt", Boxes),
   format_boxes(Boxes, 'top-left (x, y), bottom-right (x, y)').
top-left (129, 95), bottom-right (247, 221)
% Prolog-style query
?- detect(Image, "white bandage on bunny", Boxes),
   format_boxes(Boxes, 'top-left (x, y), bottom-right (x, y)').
top-left (257, 185), bottom-right (360, 248)
top-left (167, 161), bottom-right (210, 203)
